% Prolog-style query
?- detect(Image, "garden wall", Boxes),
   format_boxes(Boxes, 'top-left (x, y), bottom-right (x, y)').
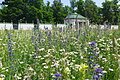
top-left (0, 23), bottom-right (118, 30)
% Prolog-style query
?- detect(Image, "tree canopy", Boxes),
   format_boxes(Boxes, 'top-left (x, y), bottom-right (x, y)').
top-left (0, 0), bottom-right (120, 25)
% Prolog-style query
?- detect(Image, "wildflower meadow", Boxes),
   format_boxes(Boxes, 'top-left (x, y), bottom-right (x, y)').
top-left (0, 27), bottom-right (120, 80)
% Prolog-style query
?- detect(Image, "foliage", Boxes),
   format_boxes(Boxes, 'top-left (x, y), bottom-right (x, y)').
top-left (52, 1), bottom-right (70, 24)
top-left (76, 0), bottom-right (120, 24)
top-left (102, 0), bottom-right (120, 25)
top-left (84, 0), bottom-right (99, 24)
top-left (0, 27), bottom-right (120, 80)
top-left (0, 0), bottom-right (44, 23)
top-left (0, 0), bottom-right (120, 24)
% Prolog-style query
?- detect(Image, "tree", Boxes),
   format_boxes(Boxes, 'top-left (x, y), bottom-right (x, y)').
top-left (41, 1), bottom-right (53, 23)
top-left (52, 0), bottom-right (65, 24)
top-left (1, 0), bottom-right (24, 23)
top-left (1, 0), bottom-right (44, 23)
top-left (102, 0), bottom-right (119, 24)
top-left (70, 0), bottom-right (77, 12)
top-left (112, 0), bottom-right (120, 25)
top-left (76, 0), bottom-right (99, 24)
top-left (76, 0), bottom-right (84, 16)
top-left (63, 6), bottom-right (72, 15)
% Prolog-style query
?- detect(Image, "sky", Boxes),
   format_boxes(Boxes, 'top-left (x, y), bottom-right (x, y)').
top-left (0, 0), bottom-right (119, 7)
top-left (0, 0), bottom-right (3, 3)
top-left (0, 0), bottom-right (105, 7)
top-left (44, 0), bottom-right (105, 7)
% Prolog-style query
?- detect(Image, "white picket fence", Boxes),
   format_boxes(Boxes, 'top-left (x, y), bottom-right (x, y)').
top-left (0, 23), bottom-right (119, 30)
top-left (89, 25), bottom-right (119, 29)
top-left (0, 23), bottom-right (53, 30)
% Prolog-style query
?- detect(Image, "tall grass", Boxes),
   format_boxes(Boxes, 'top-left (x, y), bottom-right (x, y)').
top-left (0, 27), bottom-right (120, 80)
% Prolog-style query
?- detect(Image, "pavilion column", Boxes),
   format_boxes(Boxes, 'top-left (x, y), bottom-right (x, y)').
top-left (82, 22), bottom-right (84, 27)
top-left (77, 21), bottom-right (80, 30)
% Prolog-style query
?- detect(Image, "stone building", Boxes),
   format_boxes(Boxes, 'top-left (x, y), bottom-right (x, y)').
top-left (64, 13), bottom-right (89, 29)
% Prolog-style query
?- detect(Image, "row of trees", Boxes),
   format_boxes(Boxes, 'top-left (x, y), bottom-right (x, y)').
top-left (0, 0), bottom-right (71, 24)
top-left (75, 0), bottom-right (120, 24)
top-left (0, 0), bottom-right (120, 24)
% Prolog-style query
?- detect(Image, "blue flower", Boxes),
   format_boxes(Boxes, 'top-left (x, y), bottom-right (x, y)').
top-left (89, 56), bottom-right (94, 59)
top-left (95, 68), bottom-right (103, 73)
top-left (54, 73), bottom-right (62, 78)
top-left (89, 41), bottom-right (96, 47)
top-left (93, 75), bottom-right (99, 80)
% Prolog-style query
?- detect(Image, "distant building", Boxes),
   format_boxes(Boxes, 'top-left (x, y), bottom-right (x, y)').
top-left (64, 13), bottom-right (89, 29)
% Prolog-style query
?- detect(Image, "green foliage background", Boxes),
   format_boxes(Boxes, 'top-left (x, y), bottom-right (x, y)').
top-left (0, 0), bottom-right (120, 24)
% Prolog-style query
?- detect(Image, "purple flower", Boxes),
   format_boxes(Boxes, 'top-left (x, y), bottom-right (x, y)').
top-left (89, 41), bottom-right (96, 47)
top-left (54, 73), bottom-right (62, 78)
top-left (95, 68), bottom-right (103, 73)
top-left (93, 68), bottom-right (103, 80)
top-left (93, 75), bottom-right (99, 80)
top-left (89, 56), bottom-right (94, 59)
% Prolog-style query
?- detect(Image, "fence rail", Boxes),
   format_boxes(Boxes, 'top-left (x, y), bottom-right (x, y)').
top-left (0, 23), bottom-right (119, 30)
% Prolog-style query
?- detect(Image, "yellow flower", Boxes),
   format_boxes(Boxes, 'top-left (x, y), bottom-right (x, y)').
top-left (0, 78), bottom-right (4, 80)
top-left (79, 63), bottom-right (88, 72)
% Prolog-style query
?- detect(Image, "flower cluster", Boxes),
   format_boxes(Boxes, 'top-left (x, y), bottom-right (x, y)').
top-left (0, 28), bottom-right (119, 80)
